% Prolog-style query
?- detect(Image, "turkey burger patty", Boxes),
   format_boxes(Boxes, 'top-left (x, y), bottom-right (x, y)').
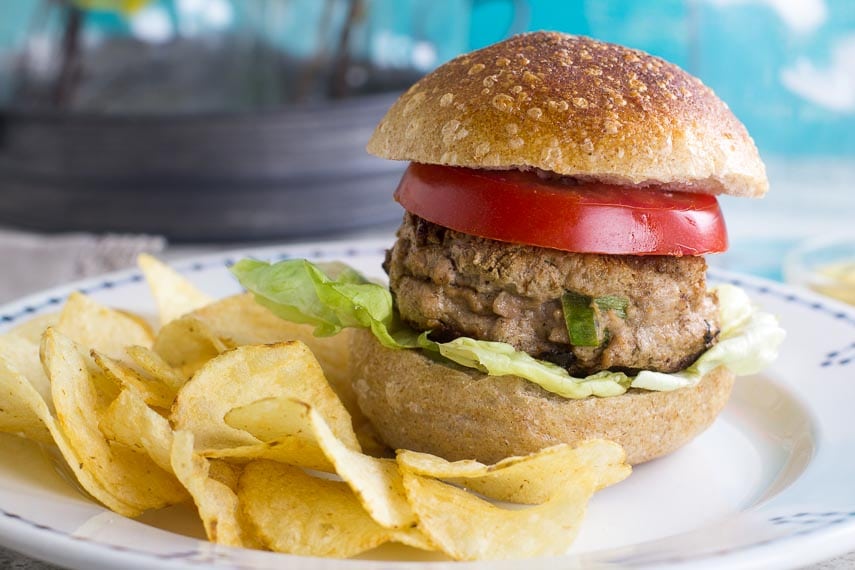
top-left (386, 213), bottom-right (719, 376)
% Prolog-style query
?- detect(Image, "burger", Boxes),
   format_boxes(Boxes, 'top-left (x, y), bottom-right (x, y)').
top-left (233, 32), bottom-right (784, 465)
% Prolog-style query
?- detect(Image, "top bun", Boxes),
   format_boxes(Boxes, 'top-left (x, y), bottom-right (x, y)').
top-left (368, 32), bottom-right (767, 198)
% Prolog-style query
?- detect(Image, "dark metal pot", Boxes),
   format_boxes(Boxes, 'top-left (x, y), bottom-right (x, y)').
top-left (0, 93), bottom-right (405, 242)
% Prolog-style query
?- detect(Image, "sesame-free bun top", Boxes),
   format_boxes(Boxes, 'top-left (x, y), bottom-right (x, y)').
top-left (368, 32), bottom-right (768, 198)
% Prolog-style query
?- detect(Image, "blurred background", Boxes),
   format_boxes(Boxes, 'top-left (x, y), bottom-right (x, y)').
top-left (0, 0), bottom-right (852, 298)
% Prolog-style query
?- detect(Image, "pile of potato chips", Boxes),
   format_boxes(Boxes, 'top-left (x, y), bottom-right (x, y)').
top-left (0, 255), bottom-right (631, 560)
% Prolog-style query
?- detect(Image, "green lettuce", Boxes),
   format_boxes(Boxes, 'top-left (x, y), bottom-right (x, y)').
top-left (232, 259), bottom-right (784, 400)
top-left (231, 259), bottom-right (426, 349)
top-left (437, 338), bottom-right (631, 398)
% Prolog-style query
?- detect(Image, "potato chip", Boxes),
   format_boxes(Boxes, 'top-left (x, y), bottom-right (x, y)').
top-left (117, 310), bottom-right (156, 340)
top-left (222, 398), bottom-right (389, 466)
top-left (238, 461), bottom-right (430, 558)
top-left (100, 389), bottom-right (175, 473)
top-left (57, 292), bottom-right (154, 357)
top-left (162, 291), bottom-right (359, 430)
top-left (223, 395), bottom-right (357, 452)
top-left (223, 396), bottom-right (314, 442)
top-left (0, 352), bottom-right (54, 443)
top-left (211, 398), bottom-right (333, 471)
top-left (170, 430), bottom-right (252, 547)
top-left (41, 300), bottom-right (124, 409)
top-left (225, 397), bottom-right (411, 529)
top-left (0, 350), bottom-right (146, 515)
top-left (0, 334), bottom-right (52, 405)
top-left (397, 440), bottom-right (631, 505)
top-left (189, 294), bottom-right (355, 411)
top-left (171, 342), bottom-right (357, 450)
top-left (42, 328), bottom-right (186, 513)
top-left (153, 316), bottom-right (230, 377)
top-left (221, 395), bottom-right (408, 529)
top-left (125, 345), bottom-right (186, 392)
top-left (138, 254), bottom-right (213, 326)
top-left (402, 470), bottom-right (594, 560)
top-left (4, 312), bottom-right (58, 344)
top-left (0, 335), bottom-right (149, 515)
top-left (306, 404), bottom-right (415, 529)
top-left (208, 460), bottom-right (242, 492)
top-left (188, 293), bottom-right (298, 346)
top-left (92, 351), bottom-right (175, 409)
top-left (201, 439), bottom-right (333, 472)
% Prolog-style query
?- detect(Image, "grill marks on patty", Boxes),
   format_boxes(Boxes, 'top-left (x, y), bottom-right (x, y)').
top-left (385, 214), bottom-right (720, 376)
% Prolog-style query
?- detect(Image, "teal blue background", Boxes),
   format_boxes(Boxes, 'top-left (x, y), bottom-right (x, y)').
top-left (2, 0), bottom-right (853, 157)
top-left (470, 0), bottom-right (855, 157)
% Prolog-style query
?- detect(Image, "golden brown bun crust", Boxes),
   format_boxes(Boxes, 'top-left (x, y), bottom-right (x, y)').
top-left (368, 32), bottom-right (767, 198)
top-left (350, 329), bottom-right (734, 465)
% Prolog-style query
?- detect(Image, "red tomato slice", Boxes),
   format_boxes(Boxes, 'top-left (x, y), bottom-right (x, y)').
top-left (394, 163), bottom-right (728, 256)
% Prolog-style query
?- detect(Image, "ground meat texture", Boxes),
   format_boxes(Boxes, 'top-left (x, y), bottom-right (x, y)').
top-left (385, 213), bottom-right (720, 376)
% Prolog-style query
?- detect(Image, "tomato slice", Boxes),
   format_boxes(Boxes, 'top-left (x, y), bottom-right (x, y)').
top-left (394, 163), bottom-right (728, 256)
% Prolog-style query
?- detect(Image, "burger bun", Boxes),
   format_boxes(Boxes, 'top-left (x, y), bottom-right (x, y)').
top-left (350, 329), bottom-right (735, 465)
top-left (368, 32), bottom-right (767, 198)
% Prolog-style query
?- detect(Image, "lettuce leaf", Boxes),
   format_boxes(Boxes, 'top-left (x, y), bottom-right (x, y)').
top-left (232, 260), bottom-right (784, 400)
top-left (437, 338), bottom-right (631, 398)
top-left (231, 259), bottom-right (425, 349)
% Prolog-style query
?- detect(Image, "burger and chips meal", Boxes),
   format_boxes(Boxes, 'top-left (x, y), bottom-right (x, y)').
top-left (0, 32), bottom-right (784, 561)
top-left (235, 32), bottom-right (783, 467)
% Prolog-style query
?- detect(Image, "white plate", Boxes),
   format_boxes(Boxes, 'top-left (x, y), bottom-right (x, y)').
top-left (0, 238), bottom-right (853, 570)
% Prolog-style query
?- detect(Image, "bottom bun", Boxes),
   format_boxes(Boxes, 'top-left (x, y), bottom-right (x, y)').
top-left (350, 329), bottom-right (735, 465)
